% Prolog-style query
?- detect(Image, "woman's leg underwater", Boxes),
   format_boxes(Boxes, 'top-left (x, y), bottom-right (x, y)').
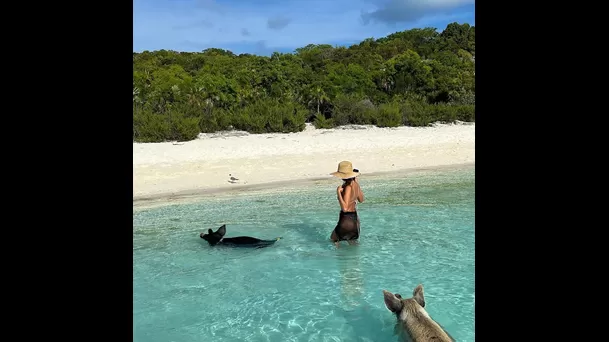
top-left (347, 217), bottom-right (361, 245)
top-left (330, 227), bottom-right (340, 247)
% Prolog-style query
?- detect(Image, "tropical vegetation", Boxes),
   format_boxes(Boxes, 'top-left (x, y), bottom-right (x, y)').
top-left (133, 22), bottom-right (475, 142)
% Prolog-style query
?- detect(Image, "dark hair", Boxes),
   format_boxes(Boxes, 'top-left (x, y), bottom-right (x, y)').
top-left (342, 169), bottom-right (358, 185)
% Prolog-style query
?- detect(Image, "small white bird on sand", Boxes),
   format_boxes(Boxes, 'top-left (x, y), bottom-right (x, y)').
top-left (228, 174), bottom-right (239, 183)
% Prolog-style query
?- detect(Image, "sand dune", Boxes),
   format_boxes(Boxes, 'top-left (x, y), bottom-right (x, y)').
top-left (133, 122), bottom-right (475, 200)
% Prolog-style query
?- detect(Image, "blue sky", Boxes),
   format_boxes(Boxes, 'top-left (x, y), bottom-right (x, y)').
top-left (133, 0), bottom-right (475, 55)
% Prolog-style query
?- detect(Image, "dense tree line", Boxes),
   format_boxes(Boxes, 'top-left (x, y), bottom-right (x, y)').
top-left (133, 22), bottom-right (475, 142)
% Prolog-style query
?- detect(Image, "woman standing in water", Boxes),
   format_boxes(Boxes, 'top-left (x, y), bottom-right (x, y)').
top-left (330, 161), bottom-right (365, 247)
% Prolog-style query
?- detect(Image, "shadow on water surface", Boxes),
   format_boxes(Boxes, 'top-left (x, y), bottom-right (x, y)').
top-left (336, 245), bottom-right (412, 342)
top-left (336, 245), bottom-right (388, 341)
top-left (337, 245), bottom-right (364, 307)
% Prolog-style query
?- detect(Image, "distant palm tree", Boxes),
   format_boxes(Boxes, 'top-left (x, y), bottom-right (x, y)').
top-left (309, 86), bottom-right (329, 115)
top-left (186, 86), bottom-right (205, 107)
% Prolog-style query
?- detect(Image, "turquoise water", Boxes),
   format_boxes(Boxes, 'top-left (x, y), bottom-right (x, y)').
top-left (133, 166), bottom-right (475, 342)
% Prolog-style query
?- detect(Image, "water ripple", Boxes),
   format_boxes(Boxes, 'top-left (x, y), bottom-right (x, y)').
top-left (134, 166), bottom-right (475, 342)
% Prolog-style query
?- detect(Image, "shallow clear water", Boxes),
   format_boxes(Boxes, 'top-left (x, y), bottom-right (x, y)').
top-left (133, 166), bottom-right (475, 342)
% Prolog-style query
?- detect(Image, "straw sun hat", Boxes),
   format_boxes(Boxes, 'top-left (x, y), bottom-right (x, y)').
top-left (330, 161), bottom-right (360, 180)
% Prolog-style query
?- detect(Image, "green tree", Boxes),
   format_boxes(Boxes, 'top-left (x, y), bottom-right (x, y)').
top-left (132, 22), bottom-right (475, 142)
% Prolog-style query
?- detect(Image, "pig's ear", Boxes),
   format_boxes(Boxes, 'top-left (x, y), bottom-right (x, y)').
top-left (383, 290), bottom-right (403, 313)
top-left (412, 284), bottom-right (425, 308)
top-left (217, 224), bottom-right (226, 237)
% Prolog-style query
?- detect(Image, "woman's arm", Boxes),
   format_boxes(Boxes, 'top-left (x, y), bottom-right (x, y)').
top-left (355, 180), bottom-right (365, 203)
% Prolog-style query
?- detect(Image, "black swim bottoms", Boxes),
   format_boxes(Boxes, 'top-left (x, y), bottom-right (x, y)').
top-left (334, 211), bottom-right (359, 241)
top-left (339, 211), bottom-right (358, 221)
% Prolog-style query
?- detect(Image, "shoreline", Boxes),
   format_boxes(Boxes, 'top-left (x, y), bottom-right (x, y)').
top-left (133, 162), bottom-right (474, 211)
top-left (134, 122), bottom-right (475, 210)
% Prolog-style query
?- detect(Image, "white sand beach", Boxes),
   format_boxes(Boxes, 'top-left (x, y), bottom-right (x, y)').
top-left (133, 122), bottom-right (475, 200)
